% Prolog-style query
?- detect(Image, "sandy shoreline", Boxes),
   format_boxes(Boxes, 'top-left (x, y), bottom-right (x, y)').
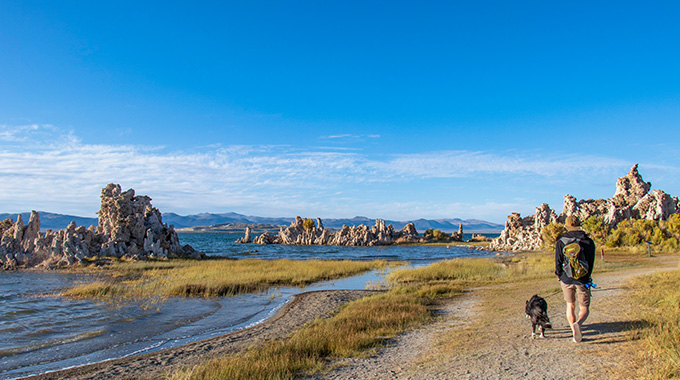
top-left (22, 289), bottom-right (380, 380)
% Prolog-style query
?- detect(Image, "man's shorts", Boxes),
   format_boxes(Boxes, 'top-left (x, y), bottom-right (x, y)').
top-left (560, 281), bottom-right (591, 308)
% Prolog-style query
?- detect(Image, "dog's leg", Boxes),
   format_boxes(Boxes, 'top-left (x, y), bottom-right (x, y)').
top-left (538, 325), bottom-right (545, 338)
top-left (531, 324), bottom-right (536, 338)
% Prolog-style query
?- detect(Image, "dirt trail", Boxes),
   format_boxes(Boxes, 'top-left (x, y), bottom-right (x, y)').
top-left (311, 256), bottom-right (678, 380)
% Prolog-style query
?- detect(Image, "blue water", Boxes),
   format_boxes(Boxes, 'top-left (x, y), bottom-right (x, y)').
top-left (0, 233), bottom-right (495, 379)
top-left (179, 232), bottom-right (496, 263)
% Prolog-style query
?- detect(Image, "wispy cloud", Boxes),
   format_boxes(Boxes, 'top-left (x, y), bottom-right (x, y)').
top-left (375, 151), bottom-right (630, 178)
top-left (320, 133), bottom-right (381, 141)
top-left (0, 125), bottom-right (649, 219)
top-left (0, 124), bottom-right (54, 142)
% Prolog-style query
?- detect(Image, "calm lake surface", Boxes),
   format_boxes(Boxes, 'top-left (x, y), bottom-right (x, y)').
top-left (0, 232), bottom-right (496, 379)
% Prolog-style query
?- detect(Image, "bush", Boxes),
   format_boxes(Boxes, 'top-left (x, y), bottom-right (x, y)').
top-left (605, 217), bottom-right (680, 252)
top-left (302, 218), bottom-right (316, 232)
top-left (423, 229), bottom-right (451, 242)
top-left (582, 216), bottom-right (609, 245)
top-left (541, 222), bottom-right (565, 250)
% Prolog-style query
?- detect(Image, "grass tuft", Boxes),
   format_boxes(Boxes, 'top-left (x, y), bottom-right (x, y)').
top-left (616, 268), bottom-right (680, 379)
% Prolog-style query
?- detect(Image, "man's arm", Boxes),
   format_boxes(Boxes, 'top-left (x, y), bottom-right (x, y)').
top-left (586, 238), bottom-right (596, 280)
top-left (555, 239), bottom-right (564, 277)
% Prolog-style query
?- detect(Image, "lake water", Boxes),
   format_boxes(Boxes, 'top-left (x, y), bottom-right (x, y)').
top-left (0, 233), bottom-right (496, 379)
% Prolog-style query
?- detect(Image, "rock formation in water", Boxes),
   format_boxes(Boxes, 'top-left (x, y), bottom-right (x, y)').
top-left (0, 184), bottom-right (202, 270)
top-left (451, 223), bottom-right (465, 241)
top-left (250, 216), bottom-right (422, 246)
top-left (235, 226), bottom-right (252, 243)
top-left (490, 164), bottom-right (680, 251)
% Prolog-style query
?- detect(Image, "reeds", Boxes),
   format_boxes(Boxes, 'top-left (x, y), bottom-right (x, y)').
top-left (63, 258), bottom-right (387, 306)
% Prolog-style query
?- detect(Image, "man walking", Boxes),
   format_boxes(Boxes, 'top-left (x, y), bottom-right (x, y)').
top-left (555, 215), bottom-right (596, 343)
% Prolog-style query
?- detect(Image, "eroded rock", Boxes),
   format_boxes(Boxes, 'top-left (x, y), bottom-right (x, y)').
top-left (0, 184), bottom-right (203, 270)
top-left (250, 218), bottom-right (421, 246)
top-left (491, 164), bottom-right (678, 251)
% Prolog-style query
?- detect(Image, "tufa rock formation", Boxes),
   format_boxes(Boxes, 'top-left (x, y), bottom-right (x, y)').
top-left (490, 164), bottom-right (680, 251)
top-left (250, 216), bottom-right (421, 246)
top-left (235, 226), bottom-right (252, 243)
top-left (490, 204), bottom-right (557, 251)
top-left (1, 184), bottom-right (202, 270)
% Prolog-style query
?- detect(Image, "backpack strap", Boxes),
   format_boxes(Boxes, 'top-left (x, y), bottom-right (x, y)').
top-left (559, 236), bottom-right (579, 246)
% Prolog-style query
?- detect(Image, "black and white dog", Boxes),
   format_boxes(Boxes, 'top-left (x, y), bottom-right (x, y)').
top-left (525, 294), bottom-right (552, 338)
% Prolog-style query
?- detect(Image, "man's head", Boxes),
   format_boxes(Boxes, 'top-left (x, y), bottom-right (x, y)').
top-left (565, 215), bottom-right (581, 231)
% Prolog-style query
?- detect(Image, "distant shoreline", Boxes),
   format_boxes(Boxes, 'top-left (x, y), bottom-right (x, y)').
top-left (1, 212), bottom-right (504, 234)
top-left (176, 227), bottom-right (502, 235)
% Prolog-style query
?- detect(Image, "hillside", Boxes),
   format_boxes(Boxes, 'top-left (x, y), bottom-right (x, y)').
top-left (0, 211), bottom-right (504, 234)
top-left (0, 212), bottom-right (98, 231)
top-left (165, 213), bottom-right (504, 233)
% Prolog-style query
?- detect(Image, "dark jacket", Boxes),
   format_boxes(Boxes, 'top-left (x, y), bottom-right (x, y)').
top-left (555, 230), bottom-right (596, 285)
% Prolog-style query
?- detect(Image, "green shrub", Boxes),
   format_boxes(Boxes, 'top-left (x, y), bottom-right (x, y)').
top-left (582, 216), bottom-right (609, 245)
top-left (604, 217), bottom-right (680, 252)
top-left (302, 218), bottom-right (316, 232)
top-left (541, 222), bottom-right (565, 249)
top-left (423, 228), bottom-right (451, 242)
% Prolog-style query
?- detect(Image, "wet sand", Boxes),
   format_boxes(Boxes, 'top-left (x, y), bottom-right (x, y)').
top-left (24, 289), bottom-right (379, 380)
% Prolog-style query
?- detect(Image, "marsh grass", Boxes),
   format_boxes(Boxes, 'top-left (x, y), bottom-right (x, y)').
top-left (168, 252), bottom-right (658, 379)
top-left (387, 253), bottom-right (558, 286)
top-left (63, 259), bottom-right (387, 307)
top-left (614, 268), bottom-right (680, 379)
top-left (176, 292), bottom-right (430, 380)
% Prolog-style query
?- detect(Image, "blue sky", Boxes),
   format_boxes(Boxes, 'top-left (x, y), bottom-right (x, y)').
top-left (1, 1), bottom-right (679, 223)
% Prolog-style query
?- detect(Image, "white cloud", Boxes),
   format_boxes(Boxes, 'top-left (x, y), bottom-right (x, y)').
top-left (319, 133), bottom-right (381, 141)
top-left (322, 134), bottom-right (359, 139)
top-left (0, 125), bottom-right (652, 220)
top-left (0, 124), bottom-right (42, 142)
top-left (375, 151), bottom-right (630, 178)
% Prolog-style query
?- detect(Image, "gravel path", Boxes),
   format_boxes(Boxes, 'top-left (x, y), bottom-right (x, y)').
top-left (311, 256), bottom-right (678, 380)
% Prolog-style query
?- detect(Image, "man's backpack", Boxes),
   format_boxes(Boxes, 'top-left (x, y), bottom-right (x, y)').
top-left (560, 236), bottom-right (590, 280)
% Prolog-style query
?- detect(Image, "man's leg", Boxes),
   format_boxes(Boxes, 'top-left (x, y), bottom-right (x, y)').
top-left (561, 282), bottom-right (582, 342)
top-left (576, 285), bottom-right (591, 325)
top-left (577, 304), bottom-right (589, 325)
top-left (565, 302), bottom-right (576, 325)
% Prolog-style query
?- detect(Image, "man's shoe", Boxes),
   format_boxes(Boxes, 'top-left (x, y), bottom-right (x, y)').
top-left (572, 322), bottom-right (582, 343)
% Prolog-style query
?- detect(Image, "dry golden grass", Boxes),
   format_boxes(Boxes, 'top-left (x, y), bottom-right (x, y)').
top-left (608, 268), bottom-right (680, 379)
top-left (165, 251), bottom-right (665, 379)
top-left (174, 292), bottom-right (430, 380)
top-left (63, 258), bottom-right (387, 308)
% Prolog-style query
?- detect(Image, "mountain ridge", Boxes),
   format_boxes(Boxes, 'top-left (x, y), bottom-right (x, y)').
top-left (0, 211), bottom-right (504, 233)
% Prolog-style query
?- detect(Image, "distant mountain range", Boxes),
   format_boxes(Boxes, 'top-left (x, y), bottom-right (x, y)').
top-left (0, 212), bottom-right (99, 231)
top-left (161, 213), bottom-right (504, 233)
top-left (1, 211), bottom-right (504, 234)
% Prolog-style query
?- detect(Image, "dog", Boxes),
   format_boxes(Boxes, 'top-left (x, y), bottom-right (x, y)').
top-left (525, 294), bottom-right (552, 338)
